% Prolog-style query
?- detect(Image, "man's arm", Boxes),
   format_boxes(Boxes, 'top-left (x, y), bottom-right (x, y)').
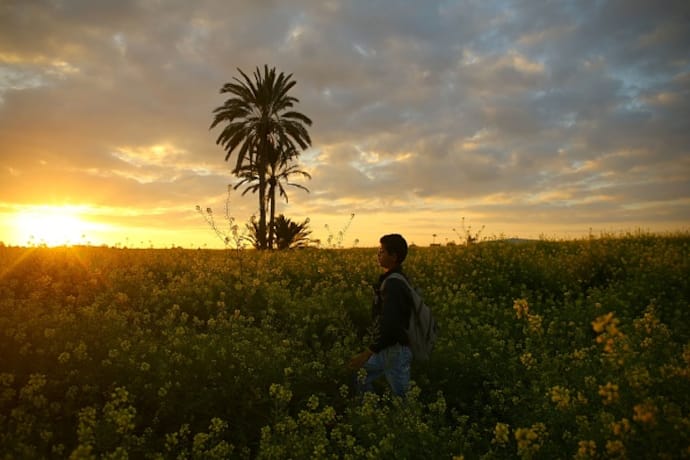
top-left (348, 349), bottom-right (373, 369)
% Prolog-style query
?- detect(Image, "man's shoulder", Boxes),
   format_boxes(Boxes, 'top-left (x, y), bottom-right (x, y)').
top-left (382, 272), bottom-right (411, 291)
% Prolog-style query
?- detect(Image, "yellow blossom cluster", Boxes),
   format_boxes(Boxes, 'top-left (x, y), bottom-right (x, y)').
top-left (632, 401), bottom-right (657, 425)
top-left (592, 312), bottom-right (628, 355)
top-left (520, 352), bottom-right (536, 370)
top-left (673, 344), bottom-right (690, 379)
top-left (598, 382), bottom-right (619, 405)
top-left (634, 306), bottom-right (668, 337)
top-left (610, 418), bottom-right (631, 437)
top-left (269, 383), bottom-right (293, 405)
top-left (492, 422), bottom-right (510, 445)
top-left (513, 298), bottom-right (529, 319)
top-left (103, 387), bottom-right (136, 435)
top-left (527, 313), bottom-right (543, 335)
top-left (575, 439), bottom-right (597, 459)
top-left (549, 385), bottom-right (572, 411)
top-left (513, 298), bottom-right (543, 335)
top-left (605, 439), bottom-right (626, 458)
top-left (515, 422), bottom-right (546, 458)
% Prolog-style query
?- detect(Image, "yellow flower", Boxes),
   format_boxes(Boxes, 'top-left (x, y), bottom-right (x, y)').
top-left (571, 348), bottom-right (587, 360)
top-left (492, 422), bottom-right (510, 445)
top-left (575, 440), bottom-right (597, 459)
top-left (428, 392), bottom-right (447, 414)
top-left (339, 384), bottom-right (350, 399)
top-left (598, 382), bottom-right (619, 405)
top-left (515, 423), bottom-right (546, 458)
top-left (549, 385), bottom-right (571, 411)
top-left (598, 336), bottom-right (615, 353)
top-left (306, 394), bottom-right (319, 411)
top-left (527, 314), bottom-right (543, 335)
top-left (209, 417), bottom-right (228, 434)
top-left (627, 367), bottom-right (651, 389)
top-left (634, 307), bottom-right (667, 336)
top-left (633, 401), bottom-right (656, 425)
top-left (592, 312), bottom-right (628, 355)
top-left (605, 440), bottom-right (626, 458)
top-left (269, 383), bottom-right (292, 404)
top-left (520, 352), bottom-right (536, 370)
top-left (513, 299), bottom-right (529, 319)
top-left (592, 312), bottom-right (614, 333)
top-left (610, 418), bottom-right (631, 437)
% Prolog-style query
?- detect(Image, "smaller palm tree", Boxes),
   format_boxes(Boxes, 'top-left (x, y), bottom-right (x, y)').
top-left (272, 215), bottom-right (312, 249)
top-left (267, 158), bottom-right (311, 248)
top-left (234, 159), bottom-right (311, 249)
top-left (243, 217), bottom-right (261, 249)
top-left (268, 163), bottom-right (311, 205)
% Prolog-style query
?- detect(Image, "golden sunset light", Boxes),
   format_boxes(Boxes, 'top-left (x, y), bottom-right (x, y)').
top-left (0, 2), bottom-right (688, 248)
top-left (9, 206), bottom-right (100, 247)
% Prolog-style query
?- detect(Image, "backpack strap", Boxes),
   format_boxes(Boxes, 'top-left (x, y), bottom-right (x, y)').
top-left (382, 272), bottom-right (420, 314)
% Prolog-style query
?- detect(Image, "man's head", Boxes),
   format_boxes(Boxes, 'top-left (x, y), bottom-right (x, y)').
top-left (378, 234), bottom-right (408, 268)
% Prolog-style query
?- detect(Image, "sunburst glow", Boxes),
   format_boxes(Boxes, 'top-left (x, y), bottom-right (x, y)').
top-left (12, 206), bottom-right (94, 246)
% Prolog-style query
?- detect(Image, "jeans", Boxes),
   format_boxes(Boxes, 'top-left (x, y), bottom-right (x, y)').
top-left (356, 344), bottom-right (412, 397)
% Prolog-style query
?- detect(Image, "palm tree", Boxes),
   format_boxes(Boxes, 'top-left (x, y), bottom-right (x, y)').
top-left (266, 150), bottom-right (311, 249)
top-left (230, 164), bottom-right (265, 244)
top-left (272, 215), bottom-right (312, 249)
top-left (210, 65), bottom-right (312, 249)
top-left (233, 158), bottom-right (311, 248)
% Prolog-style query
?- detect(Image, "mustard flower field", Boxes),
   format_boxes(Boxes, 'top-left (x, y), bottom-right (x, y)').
top-left (1, 234), bottom-right (689, 459)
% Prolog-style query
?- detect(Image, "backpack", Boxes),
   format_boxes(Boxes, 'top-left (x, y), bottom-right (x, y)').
top-left (383, 273), bottom-right (439, 361)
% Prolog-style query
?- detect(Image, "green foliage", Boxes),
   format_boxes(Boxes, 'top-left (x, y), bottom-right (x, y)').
top-left (0, 234), bottom-right (688, 458)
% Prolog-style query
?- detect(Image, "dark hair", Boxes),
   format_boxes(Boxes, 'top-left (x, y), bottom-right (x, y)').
top-left (380, 234), bottom-right (408, 264)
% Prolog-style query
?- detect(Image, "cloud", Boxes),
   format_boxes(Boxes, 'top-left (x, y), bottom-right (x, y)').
top-left (0, 0), bottom-right (688, 246)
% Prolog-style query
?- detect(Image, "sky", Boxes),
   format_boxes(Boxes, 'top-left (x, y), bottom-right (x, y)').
top-left (1, 0), bottom-right (689, 248)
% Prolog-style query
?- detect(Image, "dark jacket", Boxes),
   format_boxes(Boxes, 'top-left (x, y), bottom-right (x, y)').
top-left (369, 267), bottom-right (413, 353)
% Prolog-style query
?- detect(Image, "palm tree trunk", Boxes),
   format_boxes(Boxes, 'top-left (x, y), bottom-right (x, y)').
top-left (268, 177), bottom-right (276, 250)
top-left (257, 164), bottom-right (268, 250)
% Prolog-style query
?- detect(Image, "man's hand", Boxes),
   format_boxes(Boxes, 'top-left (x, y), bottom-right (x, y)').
top-left (348, 349), bottom-right (373, 370)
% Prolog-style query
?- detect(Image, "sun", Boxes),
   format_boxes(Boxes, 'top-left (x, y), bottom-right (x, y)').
top-left (12, 206), bottom-right (92, 246)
